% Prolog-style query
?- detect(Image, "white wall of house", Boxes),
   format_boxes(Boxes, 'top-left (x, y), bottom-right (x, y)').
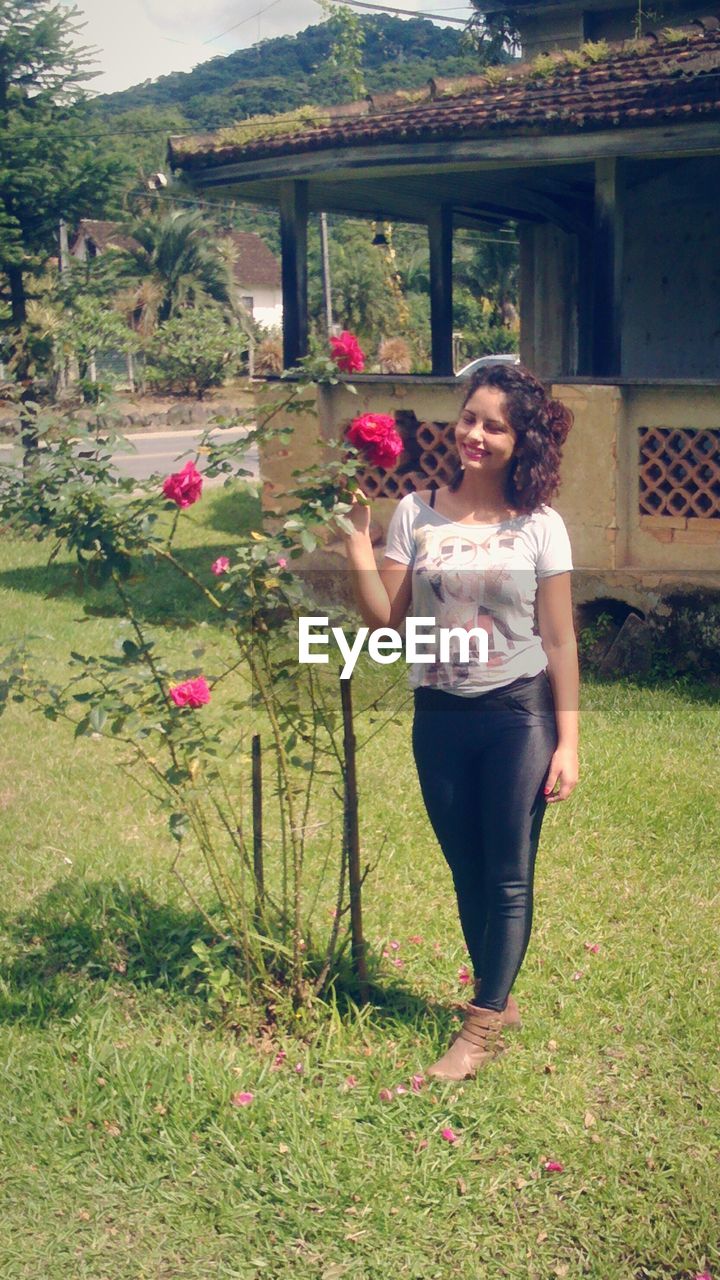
top-left (239, 284), bottom-right (283, 330)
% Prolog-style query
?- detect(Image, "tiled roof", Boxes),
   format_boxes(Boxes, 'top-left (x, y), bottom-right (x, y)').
top-left (170, 23), bottom-right (720, 172)
top-left (69, 221), bottom-right (280, 288)
top-left (224, 230), bottom-right (281, 288)
top-left (70, 219), bottom-right (139, 254)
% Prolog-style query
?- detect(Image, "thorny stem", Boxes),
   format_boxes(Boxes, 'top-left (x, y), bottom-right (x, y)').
top-left (247, 644), bottom-right (305, 1000)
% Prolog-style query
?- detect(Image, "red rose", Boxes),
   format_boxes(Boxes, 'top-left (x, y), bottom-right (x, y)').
top-left (346, 413), bottom-right (404, 469)
top-left (162, 460), bottom-right (203, 508)
top-left (330, 331), bottom-right (366, 374)
top-left (169, 676), bottom-right (211, 709)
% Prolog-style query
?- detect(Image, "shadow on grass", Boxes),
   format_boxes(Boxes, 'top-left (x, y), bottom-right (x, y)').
top-left (205, 484), bottom-right (262, 537)
top-left (0, 877), bottom-right (221, 1026)
top-left (0, 875), bottom-right (453, 1034)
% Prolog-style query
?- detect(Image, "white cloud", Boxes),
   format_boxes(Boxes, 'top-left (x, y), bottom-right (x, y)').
top-left (64, 0), bottom-right (470, 95)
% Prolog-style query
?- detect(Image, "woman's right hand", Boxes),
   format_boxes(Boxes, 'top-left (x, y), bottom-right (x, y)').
top-left (339, 486), bottom-right (372, 538)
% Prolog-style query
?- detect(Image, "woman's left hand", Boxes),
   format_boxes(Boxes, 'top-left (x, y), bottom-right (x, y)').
top-left (543, 746), bottom-right (579, 803)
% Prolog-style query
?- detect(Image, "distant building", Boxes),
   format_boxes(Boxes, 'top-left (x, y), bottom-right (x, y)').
top-left (223, 230), bottom-right (283, 330)
top-left (69, 219), bottom-right (139, 259)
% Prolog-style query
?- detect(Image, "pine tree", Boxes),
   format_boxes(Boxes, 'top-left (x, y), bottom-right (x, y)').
top-left (0, 0), bottom-right (126, 330)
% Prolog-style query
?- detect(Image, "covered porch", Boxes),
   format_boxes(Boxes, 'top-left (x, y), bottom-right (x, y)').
top-left (169, 21), bottom-right (720, 603)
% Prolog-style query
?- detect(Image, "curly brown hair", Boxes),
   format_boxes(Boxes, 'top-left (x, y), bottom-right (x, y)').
top-left (449, 363), bottom-right (574, 515)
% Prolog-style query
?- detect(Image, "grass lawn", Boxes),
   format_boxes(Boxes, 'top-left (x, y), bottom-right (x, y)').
top-left (0, 482), bottom-right (718, 1280)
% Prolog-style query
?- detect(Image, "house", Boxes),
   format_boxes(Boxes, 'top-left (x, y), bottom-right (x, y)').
top-left (168, 1), bottom-right (720, 616)
top-left (223, 230), bottom-right (282, 330)
top-left (70, 219), bottom-right (140, 260)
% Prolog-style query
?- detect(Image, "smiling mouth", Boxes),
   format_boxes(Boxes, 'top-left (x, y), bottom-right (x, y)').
top-left (463, 447), bottom-right (489, 459)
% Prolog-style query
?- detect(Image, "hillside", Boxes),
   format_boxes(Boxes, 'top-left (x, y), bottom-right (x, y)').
top-left (97, 16), bottom-right (486, 133)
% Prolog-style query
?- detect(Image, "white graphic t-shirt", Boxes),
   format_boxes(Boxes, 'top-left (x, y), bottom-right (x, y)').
top-left (383, 491), bottom-right (573, 696)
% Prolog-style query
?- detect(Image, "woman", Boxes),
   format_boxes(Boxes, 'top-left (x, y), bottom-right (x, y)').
top-left (340, 363), bottom-right (579, 1082)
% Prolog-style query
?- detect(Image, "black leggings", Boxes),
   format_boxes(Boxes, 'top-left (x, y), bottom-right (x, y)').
top-left (411, 672), bottom-right (558, 1012)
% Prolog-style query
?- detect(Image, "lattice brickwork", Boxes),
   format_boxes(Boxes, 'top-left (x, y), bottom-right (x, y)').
top-left (356, 412), bottom-right (458, 499)
top-left (639, 426), bottom-right (720, 519)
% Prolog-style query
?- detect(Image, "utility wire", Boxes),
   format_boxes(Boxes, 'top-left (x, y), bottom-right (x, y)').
top-left (203, 0), bottom-right (286, 45)
top-left (126, 187), bottom-right (518, 242)
top-left (312, 0), bottom-right (467, 24)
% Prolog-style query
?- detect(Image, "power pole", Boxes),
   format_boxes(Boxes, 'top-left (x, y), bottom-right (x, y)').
top-left (319, 212), bottom-right (335, 337)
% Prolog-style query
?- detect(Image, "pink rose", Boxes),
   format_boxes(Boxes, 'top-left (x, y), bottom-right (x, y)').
top-left (211, 556), bottom-right (230, 575)
top-left (162, 460), bottom-right (203, 508)
top-left (346, 413), bottom-right (404, 469)
top-left (169, 676), bottom-right (211, 709)
top-left (330, 330), bottom-right (365, 374)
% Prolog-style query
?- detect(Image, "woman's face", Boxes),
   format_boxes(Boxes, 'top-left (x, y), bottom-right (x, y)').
top-left (454, 385), bottom-right (518, 476)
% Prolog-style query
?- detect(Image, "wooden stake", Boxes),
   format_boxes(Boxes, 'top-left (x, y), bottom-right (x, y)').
top-left (340, 670), bottom-right (369, 1004)
top-left (251, 733), bottom-right (265, 918)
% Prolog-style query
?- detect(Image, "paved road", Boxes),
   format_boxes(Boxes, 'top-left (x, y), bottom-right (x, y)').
top-left (108, 426), bottom-right (259, 484)
top-left (0, 426), bottom-right (260, 486)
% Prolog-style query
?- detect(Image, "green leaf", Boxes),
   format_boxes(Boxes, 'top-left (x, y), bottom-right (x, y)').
top-left (89, 706), bottom-right (107, 733)
top-left (169, 812), bottom-right (189, 843)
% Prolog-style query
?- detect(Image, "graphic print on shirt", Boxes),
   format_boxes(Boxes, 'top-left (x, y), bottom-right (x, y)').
top-left (413, 520), bottom-right (532, 690)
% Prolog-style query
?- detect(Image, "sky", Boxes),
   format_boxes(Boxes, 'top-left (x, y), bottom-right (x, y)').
top-left (63, 0), bottom-right (474, 96)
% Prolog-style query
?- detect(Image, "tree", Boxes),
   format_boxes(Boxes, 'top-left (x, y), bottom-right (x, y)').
top-left (122, 206), bottom-right (252, 332)
top-left (308, 218), bottom-right (406, 353)
top-left (466, 6), bottom-right (522, 61)
top-left (0, 1), bottom-right (128, 330)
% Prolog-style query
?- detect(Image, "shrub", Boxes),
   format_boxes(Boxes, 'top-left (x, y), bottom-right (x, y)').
top-left (651, 590), bottom-right (720, 678)
top-left (146, 308), bottom-right (243, 397)
top-left (255, 333), bottom-right (284, 376)
top-left (377, 336), bottom-right (412, 374)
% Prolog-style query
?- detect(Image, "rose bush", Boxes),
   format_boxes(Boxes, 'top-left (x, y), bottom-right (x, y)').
top-left (0, 342), bottom-right (405, 1015)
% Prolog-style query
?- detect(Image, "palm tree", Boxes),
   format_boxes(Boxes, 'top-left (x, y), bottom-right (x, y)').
top-left (122, 208), bottom-right (252, 335)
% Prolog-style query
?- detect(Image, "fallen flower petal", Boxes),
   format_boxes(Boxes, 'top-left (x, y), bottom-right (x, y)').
top-left (389, 940), bottom-right (401, 950)
top-left (344, 1075), bottom-right (358, 1090)
top-left (441, 1127), bottom-right (459, 1143)
top-left (378, 1088), bottom-right (393, 1102)
top-left (294, 1063), bottom-right (304, 1075)
top-left (277, 557), bottom-right (287, 568)
top-left (458, 964), bottom-right (471, 985)
top-left (410, 1074), bottom-right (425, 1092)
top-left (408, 935), bottom-right (423, 944)
top-left (231, 1091), bottom-right (254, 1107)
top-left (395, 1084), bottom-right (408, 1095)
top-left (544, 1160), bottom-right (564, 1172)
